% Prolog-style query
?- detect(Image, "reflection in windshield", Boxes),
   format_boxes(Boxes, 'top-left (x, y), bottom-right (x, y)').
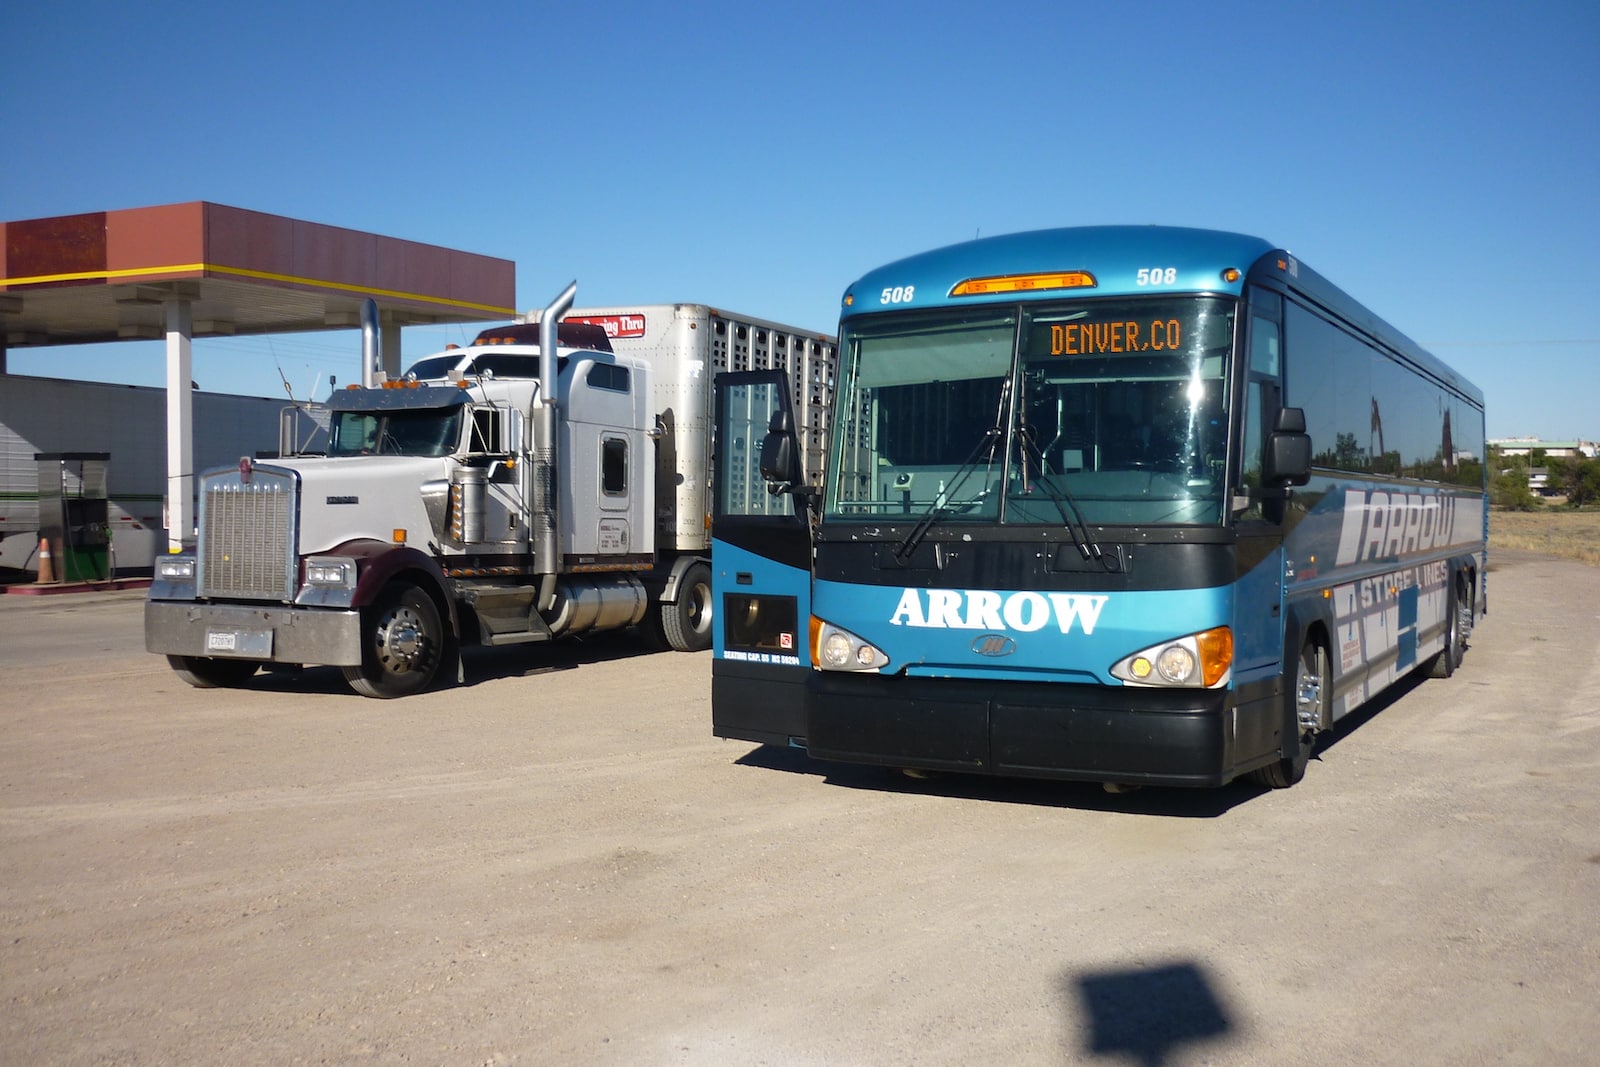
top-left (827, 298), bottom-right (1234, 526)
top-left (327, 409), bottom-right (464, 458)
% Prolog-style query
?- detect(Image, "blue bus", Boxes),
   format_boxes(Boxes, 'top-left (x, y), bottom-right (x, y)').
top-left (711, 226), bottom-right (1486, 789)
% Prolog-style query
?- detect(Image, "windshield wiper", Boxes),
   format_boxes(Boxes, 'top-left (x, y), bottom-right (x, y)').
top-left (1013, 425), bottom-right (1113, 569)
top-left (893, 425), bottom-right (1003, 561)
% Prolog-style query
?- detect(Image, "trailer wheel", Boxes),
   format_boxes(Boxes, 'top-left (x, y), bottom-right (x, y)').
top-left (167, 655), bottom-right (259, 689)
top-left (342, 581), bottom-right (443, 698)
top-left (662, 562), bottom-right (713, 652)
top-left (1248, 639), bottom-right (1325, 789)
top-left (1426, 575), bottom-right (1469, 679)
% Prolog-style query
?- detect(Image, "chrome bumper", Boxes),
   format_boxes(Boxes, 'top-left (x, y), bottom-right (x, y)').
top-left (145, 600), bottom-right (363, 666)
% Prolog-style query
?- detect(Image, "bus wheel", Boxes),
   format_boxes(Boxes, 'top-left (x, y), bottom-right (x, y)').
top-left (1427, 576), bottom-right (1468, 679)
top-left (167, 655), bottom-right (259, 689)
top-left (342, 582), bottom-right (443, 698)
top-left (662, 562), bottom-right (713, 652)
top-left (1249, 640), bottom-right (1326, 789)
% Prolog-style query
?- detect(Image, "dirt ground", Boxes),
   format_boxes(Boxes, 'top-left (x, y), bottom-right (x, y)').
top-left (2, 551), bottom-right (1597, 1066)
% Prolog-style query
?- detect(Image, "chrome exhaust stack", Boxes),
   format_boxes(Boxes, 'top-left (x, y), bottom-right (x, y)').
top-left (360, 298), bottom-right (381, 388)
top-left (533, 281), bottom-right (577, 609)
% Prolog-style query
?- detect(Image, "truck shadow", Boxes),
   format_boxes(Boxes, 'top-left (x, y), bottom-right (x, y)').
top-left (248, 629), bottom-right (680, 696)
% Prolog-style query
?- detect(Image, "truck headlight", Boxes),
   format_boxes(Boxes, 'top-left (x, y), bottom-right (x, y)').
top-left (303, 557), bottom-right (356, 588)
top-left (811, 617), bottom-right (889, 672)
top-left (155, 556), bottom-right (196, 581)
top-left (1110, 626), bottom-right (1232, 688)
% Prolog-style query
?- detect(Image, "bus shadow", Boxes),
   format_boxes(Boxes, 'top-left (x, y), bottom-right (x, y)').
top-left (733, 668), bottom-right (1437, 816)
top-left (732, 745), bottom-right (1264, 818)
top-left (1309, 667), bottom-right (1426, 761)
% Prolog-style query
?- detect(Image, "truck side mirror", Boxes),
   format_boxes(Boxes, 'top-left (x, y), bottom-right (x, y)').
top-left (1264, 406), bottom-right (1312, 487)
top-left (759, 408), bottom-right (801, 488)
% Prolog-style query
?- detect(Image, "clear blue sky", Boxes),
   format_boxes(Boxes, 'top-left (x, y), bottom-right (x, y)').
top-left (5, 0), bottom-right (1597, 441)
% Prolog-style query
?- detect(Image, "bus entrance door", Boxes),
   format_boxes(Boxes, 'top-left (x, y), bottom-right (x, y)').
top-left (710, 370), bottom-right (814, 748)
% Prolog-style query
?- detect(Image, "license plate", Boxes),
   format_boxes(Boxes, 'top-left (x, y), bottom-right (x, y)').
top-left (205, 629), bottom-right (272, 657)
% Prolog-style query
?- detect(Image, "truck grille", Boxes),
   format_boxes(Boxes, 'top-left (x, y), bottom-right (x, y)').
top-left (198, 466), bottom-right (298, 601)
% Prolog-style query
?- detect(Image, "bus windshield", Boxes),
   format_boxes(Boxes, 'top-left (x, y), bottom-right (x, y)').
top-left (327, 408), bottom-right (464, 458)
top-left (826, 297), bottom-right (1235, 526)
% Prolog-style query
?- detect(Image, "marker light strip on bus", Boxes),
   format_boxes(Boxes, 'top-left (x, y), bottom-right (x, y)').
top-left (949, 271), bottom-right (1097, 297)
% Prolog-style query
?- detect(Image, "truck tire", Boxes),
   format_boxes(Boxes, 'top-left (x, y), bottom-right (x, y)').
top-left (342, 581), bottom-right (443, 698)
top-left (662, 561), bottom-right (713, 653)
top-left (1247, 639), bottom-right (1325, 789)
top-left (167, 655), bottom-right (259, 689)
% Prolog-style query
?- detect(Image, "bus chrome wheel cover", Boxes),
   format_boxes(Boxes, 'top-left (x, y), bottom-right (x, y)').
top-left (1295, 643), bottom-right (1326, 735)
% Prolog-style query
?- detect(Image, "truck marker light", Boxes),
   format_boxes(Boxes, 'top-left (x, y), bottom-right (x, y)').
top-left (393, 529), bottom-right (407, 545)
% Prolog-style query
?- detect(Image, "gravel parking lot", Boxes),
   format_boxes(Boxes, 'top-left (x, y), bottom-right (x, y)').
top-left (3, 551), bottom-right (1597, 1066)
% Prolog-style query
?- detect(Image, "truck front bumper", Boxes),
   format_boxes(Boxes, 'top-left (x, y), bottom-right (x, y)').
top-left (145, 600), bottom-right (363, 666)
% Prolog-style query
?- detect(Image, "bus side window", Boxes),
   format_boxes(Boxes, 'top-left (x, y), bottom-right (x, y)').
top-left (1242, 380), bottom-right (1265, 493)
top-left (1239, 307), bottom-right (1283, 520)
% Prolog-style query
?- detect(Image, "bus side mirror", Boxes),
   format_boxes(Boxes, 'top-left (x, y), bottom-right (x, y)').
top-left (759, 408), bottom-right (801, 488)
top-left (1264, 406), bottom-right (1312, 487)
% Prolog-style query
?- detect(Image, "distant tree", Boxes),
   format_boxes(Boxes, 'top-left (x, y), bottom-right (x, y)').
top-left (1579, 461), bottom-right (1600, 508)
top-left (1546, 457), bottom-right (1600, 507)
top-left (1490, 461), bottom-right (1540, 511)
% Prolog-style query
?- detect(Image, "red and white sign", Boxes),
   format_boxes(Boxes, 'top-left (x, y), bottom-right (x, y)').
top-left (567, 314), bottom-right (646, 339)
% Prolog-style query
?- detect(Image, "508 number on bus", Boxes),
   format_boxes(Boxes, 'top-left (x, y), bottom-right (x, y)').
top-left (1136, 268), bottom-right (1178, 286)
top-left (880, 286), bottom-right (915, 304)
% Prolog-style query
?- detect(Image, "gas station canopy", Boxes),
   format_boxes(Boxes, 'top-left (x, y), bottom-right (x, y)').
top-left (1, 201), bottom-right (516, 348)
top-left (1, 202), bottom-right (518, 554)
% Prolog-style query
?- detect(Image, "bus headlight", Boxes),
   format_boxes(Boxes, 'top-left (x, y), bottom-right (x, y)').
top-left (1111, 626), bottom-right (1232, 688)
top-left (811, 617), bottom-right (889, 672)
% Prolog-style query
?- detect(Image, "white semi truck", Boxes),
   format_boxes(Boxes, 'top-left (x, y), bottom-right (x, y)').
top-left (144, 287), bottom-right (836, 697)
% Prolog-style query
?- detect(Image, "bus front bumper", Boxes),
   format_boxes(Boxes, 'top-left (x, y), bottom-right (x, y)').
top-left (803, 671), bottom-right (1247, 788)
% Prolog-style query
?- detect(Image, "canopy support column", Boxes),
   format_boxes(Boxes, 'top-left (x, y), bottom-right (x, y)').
top-left (163, 298), bottom-right (194, 553)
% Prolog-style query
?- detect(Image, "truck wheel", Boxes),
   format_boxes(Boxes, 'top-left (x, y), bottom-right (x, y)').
top-left (167, 655), bottom-right (259, 689)
top-left (1248, 639), bottom-right (1325, 789)
top-left (342, 582), bottom-right (443, 698)
top-left (662, 562), bottom-right (713, 652)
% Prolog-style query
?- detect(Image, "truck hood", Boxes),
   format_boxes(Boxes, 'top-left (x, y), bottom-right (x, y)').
top-left (276, 455), bottom-right (451, 555)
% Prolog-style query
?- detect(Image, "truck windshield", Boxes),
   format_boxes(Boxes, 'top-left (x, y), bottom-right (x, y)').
top-left (327, 408), bottom-right (464, 458)
top-left (826, 296), bottom-right (1234, 526)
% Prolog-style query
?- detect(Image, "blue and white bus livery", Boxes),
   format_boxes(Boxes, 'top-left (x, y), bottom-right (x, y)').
top-left (710, 226), bottom-right (1487, 789)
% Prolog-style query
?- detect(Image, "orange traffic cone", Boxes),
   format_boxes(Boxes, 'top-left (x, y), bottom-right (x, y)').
top-left (36, 537), bottom-right (56, 584)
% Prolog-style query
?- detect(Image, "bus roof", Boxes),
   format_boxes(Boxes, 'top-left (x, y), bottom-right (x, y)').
top-left (840, 225), bottom-right (1482, 407)
top-left (841, 226), bottom-right (1274, 314)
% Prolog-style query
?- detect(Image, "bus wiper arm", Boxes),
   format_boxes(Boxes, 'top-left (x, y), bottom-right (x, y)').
top-left (894, 426), bottom-right (1002, 561)
top-left (1017, 430), bottom-right (1110, 568)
